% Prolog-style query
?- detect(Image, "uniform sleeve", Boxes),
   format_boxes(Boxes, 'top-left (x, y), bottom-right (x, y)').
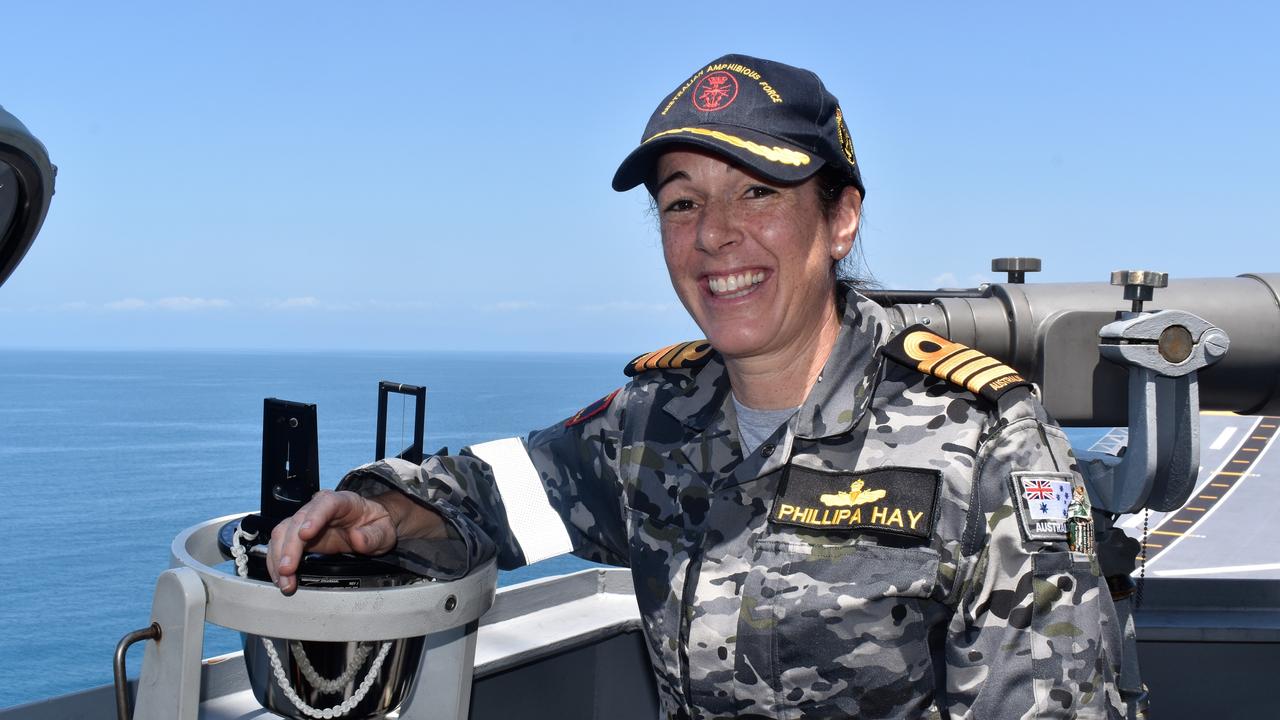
top-left (943, 394), bottom-right (1125, 719)
top-left (336, 386), bottom-right (631, 577)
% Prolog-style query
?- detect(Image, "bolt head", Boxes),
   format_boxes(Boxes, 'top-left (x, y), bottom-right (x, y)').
top-left (1202, 329), bottom-right (1230, 360)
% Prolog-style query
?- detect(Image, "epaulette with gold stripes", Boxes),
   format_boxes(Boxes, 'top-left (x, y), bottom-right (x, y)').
top-left (882, 325), bottom-right (1031, 403)
top-left (624, 340), bottom-right (714, 377)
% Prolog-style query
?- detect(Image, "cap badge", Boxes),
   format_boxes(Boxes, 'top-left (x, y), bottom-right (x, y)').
top-left (835, 107), bottom-right (857, 166)
top-left (693, 71), bottom-right (738, 112)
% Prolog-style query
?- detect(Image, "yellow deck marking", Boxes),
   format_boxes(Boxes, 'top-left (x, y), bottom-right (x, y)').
top-left (1143, 415), bottom-right (1278, 567)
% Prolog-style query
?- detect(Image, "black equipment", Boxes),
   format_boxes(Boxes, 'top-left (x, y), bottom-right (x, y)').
top-left (0, 105), bottom-right (55, 289)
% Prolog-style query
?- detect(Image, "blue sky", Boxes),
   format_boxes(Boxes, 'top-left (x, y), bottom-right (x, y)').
top-left (2, 2), bottom-right (1276, 352)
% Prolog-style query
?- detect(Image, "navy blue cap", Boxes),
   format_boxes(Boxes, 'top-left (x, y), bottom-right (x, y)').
top-left (612, 54), bottom-right (864, 197)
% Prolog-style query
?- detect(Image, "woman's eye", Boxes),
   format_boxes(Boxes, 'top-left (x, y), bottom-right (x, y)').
top-left (746, 185), bottom-right (778, 199)
top-left (663, 198), bottom-right (695, 213)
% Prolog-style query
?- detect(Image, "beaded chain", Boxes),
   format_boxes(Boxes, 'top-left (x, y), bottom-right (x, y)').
top-left (231, 528), bottom-right (393, 719)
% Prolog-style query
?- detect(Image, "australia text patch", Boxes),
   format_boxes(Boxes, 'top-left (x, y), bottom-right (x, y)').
top-left (770, 465), bottom-right (940, 540)
top-left (1009, 471), bottom-right (1073, 541)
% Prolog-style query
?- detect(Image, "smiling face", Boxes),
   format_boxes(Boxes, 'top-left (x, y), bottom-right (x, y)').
top-left (653, 149), bottom-right (861, 365)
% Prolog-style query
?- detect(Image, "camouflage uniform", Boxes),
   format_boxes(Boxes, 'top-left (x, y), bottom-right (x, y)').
top-left (339, 286), bottom-right (1124, 719)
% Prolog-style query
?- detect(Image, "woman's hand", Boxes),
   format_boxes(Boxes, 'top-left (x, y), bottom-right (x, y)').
top-left (265, 489), bottom-right (446, 595)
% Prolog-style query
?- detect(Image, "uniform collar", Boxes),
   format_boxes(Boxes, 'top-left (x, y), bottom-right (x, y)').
top-left (662, 351), bottom-right (734, 432)
top-left (793, 287), bottom-right (889, 439)
top-left (662, 285), bottom-right (889, 440)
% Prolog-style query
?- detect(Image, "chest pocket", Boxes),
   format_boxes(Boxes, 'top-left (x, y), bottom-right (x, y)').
top-left (736, 534), bottom-right (942, 717)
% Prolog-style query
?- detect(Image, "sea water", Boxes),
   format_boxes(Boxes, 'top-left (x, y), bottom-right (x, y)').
top-left (0, 350), bottom-right (622, 708)
top-left (0, 350), bottom-right (1109, 709)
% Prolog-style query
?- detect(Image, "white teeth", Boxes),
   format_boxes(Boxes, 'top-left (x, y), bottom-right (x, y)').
top-left (706, 271), bottom-right (765, 298)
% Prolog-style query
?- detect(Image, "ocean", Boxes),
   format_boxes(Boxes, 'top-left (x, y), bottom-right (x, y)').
top-left (0, 350), bottom-right (1109, 709)
top-left (0, 350), bottom-right (622, 709)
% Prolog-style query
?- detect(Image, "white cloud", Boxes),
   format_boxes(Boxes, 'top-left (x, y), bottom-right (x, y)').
top-left (931, 272), bottom-right (960, 289)
top-left (929, 273), bottom-right (992, 290)
top-left (105, 298), bottom-right (147, 310)
top-left (104, 296), bottom-right (231, 311)
top-left (260, 297), bottom-right (439, 312)
top-left (154, 296), bottom-right (232, 310)
top-left (269, 296), bottom-right (321, 309)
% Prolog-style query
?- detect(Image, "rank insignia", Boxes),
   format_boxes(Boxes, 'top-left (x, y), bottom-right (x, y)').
top-left (770, 465), bottom-right (940, 540)
top-left (624, 340), bottom-right (714, 377)
top-left (882, 325), bottom-right (1031, 403)
top-left (1009, 471), bottom-right (1074, 542)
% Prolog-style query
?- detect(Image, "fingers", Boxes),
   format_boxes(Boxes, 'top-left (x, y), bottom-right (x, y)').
top-left (266, 490), bottom-right (348, 595)
top-left (261, 491), bottom-right (401, 595)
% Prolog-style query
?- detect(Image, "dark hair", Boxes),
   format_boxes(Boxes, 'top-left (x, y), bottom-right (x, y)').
top-left (816, 168), bottom-right (851, 220)
top-left (815, 168), bottom-right (876, 290)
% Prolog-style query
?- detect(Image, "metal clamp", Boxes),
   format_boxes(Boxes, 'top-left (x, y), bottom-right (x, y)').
top-left (1099, 309), bottom-right (1229, 378)
top-left (1078, 276), bottom-right (1230, 513)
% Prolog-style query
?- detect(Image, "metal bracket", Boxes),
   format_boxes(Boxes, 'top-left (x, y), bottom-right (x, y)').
top-left (1077, 309), bottom-right (1229, 513)
top-left (377, 381), bottom-right (427, 464)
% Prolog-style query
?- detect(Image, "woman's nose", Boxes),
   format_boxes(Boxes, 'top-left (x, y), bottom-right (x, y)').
top-left (694, 199), bottom-right (741, 253)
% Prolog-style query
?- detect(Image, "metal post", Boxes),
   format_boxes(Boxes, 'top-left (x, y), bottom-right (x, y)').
top-left (132, 568), bottom-right (207, 720)
top-left (398, 621), bottom-right (482, 720)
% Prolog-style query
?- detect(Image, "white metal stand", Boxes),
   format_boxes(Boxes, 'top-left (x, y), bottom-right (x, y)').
top-left (130, 514), bottom-right (497, 720)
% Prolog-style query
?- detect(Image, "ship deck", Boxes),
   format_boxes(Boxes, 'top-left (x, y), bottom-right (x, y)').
top-left (4, 415), bottom-right (1279, 719)
top-left (1100, 413), bottom-right (1280, 580)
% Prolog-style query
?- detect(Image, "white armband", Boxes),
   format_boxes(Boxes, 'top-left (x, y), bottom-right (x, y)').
top-left (468, 437), bottom-right (574, 564)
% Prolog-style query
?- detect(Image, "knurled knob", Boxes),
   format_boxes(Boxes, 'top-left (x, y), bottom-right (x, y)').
top-left (1110, 269), bottom-right (1169, 312)
top-left (1110, 270), bottom-right (1168, 289)
top-left (991, 257), bottom-right (1042, 284)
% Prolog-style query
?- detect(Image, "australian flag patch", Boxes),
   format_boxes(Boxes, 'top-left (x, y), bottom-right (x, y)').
top-left (1010, 471), bottom-right (1073, 541)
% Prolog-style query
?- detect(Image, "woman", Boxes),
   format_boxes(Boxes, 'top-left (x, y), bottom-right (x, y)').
top-left (268, 54), bottom-right (1122, 719)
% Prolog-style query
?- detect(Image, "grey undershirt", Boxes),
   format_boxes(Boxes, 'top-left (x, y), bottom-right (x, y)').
top-left (732, 394), bottom-right (800, 456)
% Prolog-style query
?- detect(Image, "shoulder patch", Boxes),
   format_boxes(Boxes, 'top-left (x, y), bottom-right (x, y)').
top-left (882, 324), bottom-right (1031, 403)
top-left (624, 340), bottom-right (713, 377)
top-left (1008, 471), bottom-right (1074, 542)
top-left (565, 388), bottom-right (620, 428)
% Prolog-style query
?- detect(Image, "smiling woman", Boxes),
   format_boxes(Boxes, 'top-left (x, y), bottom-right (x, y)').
top-left (651, 149), bottom-right (859, 410)
top-left (269, 53), bottom-right (1127, 719)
